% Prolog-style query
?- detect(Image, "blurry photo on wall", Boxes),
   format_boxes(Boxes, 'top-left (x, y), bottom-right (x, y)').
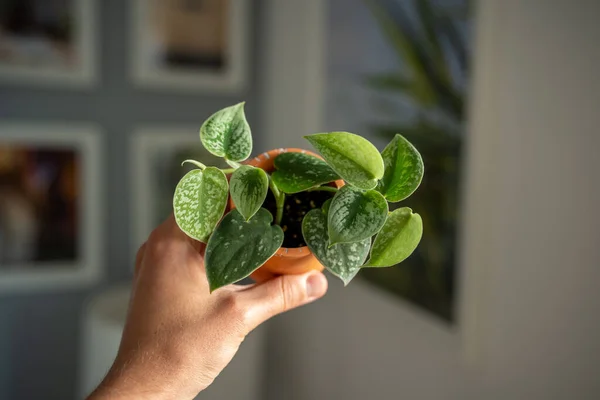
top-left (132, 0), bottom-right (248, 91)
top-left (148, 0), bottom-right (228, 70)
top-left (0, 0), bottom-right (95, 85)
top-left (0, 124), bottom-right (102, 294)
top-left (131, 129), bottom-right (228, 259)
top-left (0, 145), bottom-right (79, 267)
top-left (325, 0), bottom-right (473, 322)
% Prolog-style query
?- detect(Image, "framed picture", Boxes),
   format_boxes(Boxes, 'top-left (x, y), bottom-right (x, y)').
top-left (324, 0), bottom-right (473, 324)
top-left (130, 127), bottom-right (229, 258)
top-left (0, 0), bottom-right (97, 87)
top-left (131, 0), bottom-right (250, 93)
top-left (0, 123), bottom-right (102, 294)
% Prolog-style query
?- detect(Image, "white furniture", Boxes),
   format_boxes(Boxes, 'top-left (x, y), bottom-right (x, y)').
top-left (78, 282), bottom-right (267, 399)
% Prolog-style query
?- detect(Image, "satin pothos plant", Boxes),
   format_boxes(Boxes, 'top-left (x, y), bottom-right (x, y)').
top-left (172, 102), bottom-right (424, 292)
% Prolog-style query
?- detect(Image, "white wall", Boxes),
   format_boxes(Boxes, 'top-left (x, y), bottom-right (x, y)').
top-left (261, 1), bottom-right (600, 399)
top-left (473, 0), bottom-right (600, 398)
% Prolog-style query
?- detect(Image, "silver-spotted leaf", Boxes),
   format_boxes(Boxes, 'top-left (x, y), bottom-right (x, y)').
top-left (328, 185), bottom-right (388, 245)
top-left (365, 207), bottom-right (423, 267)
top-left (230, 165), bottom-right (269, 221)
top-left (271, 152), bottom-right (340, 193)
top-left (226, 159), bottom-right (243, 169)
top-left (304, 132), bottom-right (384, 190)
top-left (302, 208), bottom-right (370, 285)
top-left (205, 208), bottom-right (284, 292)
top-left (173, 167), bottom-right (229, 243)
top-left (378, 134), bottom-right (424, 202)
top-left (200, 102), bottom-right (252, 162)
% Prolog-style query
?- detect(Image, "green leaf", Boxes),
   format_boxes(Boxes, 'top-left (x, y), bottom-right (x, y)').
top-left (226, 159), bottom-right (243, 169)
top-left (230, 165), bottom-right (269, 221)
top-left (205, 208), bottom-right (284, 292)
top-left (415, 0), bottom-right (451, 86)
top-left (173, 167), bottom-right (229, 243)
top-left (363, 0), bottom-right (437, 106)
top-left (271, 152), bottom-right (340, 194)
top-left (378, 134), bottom-right (424, 202)
top-left (365, 73), bottom-right (413, 93)
top-left (302, 208), bottom-right (370, 285)
top-left (321, 198), bottom-right (333, 215)
top-left (304, 132), bottom-right (384, 190)
top-left (328, 186), bottom-right (388, 245)
top-left (200, 102), bottom-right (252, 162)
top-left (365, 207), bottom-right (423, 267)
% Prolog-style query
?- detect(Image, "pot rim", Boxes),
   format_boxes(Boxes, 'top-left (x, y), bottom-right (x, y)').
top-left (229, 147), bottom-right (344, 258)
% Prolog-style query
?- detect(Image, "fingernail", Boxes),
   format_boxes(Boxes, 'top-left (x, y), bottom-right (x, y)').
top-left (306, 273), bottom-right (327, 299)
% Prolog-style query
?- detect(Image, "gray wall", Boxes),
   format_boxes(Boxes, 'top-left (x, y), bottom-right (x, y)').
top-left (0, 1), bottom-right (263, 399)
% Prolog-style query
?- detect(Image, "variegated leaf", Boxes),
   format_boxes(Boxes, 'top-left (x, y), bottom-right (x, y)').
top-left (230, 165), bottom-right (269, 221)
top-left (173, 167), bottom-right (229, 243)
top-left (271, 152), bottom-right (340, 193)
top-left (200, 102), bottom-right (252, 162)
top-left (302, 208), bottom-right (370, 285)
top-left (378, 134), bottom-right (424, 202)
top-left (328, 185), bottom-right (388, 245)
top-left (365, 207), bottom-right (423, 267)
top-left (304, 132), bottom-right (384, 190)
top-left (205, 209), bottom-right (284, 292)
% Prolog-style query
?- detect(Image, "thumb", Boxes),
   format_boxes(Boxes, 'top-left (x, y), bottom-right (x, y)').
top-left (239, 271), bottom-right (328, 331)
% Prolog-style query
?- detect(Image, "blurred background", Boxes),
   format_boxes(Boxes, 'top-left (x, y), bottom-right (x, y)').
top-left (1, 0), bottom-right (599, 399)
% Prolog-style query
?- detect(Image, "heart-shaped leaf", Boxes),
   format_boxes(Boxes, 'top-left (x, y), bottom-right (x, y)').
top-left (302, 208), bottom-right (370, 285)
top-left (205, 208), bottom-right (284, 292)
top-left (365, 207), bottom-right (423, 267)
top-left (230, 165), bottom-right (269, 221)
top-left (378, 134), bottom-right (424, 202)
top-left (271, 152), bottom-right (340, 194)
top-left (173, 167), bottom-right (229, 243)
top-left (200, 102), bottom-right (252, 162)
top-left (304, 132), bottom-right (384, 190)
top-left (328, 185), bottom-right (388, 245)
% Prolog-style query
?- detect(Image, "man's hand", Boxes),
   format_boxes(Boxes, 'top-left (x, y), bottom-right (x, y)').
top-left (87, 215), bottom-right (328, 400)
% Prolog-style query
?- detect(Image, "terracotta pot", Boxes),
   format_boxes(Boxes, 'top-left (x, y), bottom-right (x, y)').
top-left (228, 148), bottom-right (344, 280)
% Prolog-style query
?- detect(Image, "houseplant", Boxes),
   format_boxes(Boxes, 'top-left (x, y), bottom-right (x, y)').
top-left (172, 102), bottom-right (424, 292)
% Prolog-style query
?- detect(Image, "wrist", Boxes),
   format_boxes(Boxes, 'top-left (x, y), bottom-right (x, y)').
top-left (86, 377), bottom-right (176, 400)
top-left (86, 359), bottom-right (196, 400)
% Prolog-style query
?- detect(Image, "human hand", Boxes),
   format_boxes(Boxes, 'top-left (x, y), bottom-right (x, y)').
top-left (87, 215), bottom-right (328, 400)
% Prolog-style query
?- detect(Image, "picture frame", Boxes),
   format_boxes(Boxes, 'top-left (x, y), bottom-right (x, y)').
top-left (0, 0), bottom-right (98, 88)
top-left (130, 127), bottom-right (229, 260)
top-left (259, 0), bottom-right (496, 366)
top-left (0, 123), bottom-right (103, 294)
top-left (130, 0), bottom-right (250, 93)
top-left (323, 0), bottom-right (474, 325)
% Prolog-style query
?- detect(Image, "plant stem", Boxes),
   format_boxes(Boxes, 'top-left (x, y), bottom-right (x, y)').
top-left (182, 159), bottom-right (206, 170)
top-left (220, 168), bottom-right (236, 174)
top-left (275, 194), bottom-right (285, 226)
top-left (308, 185), bottom-right (338, 193)
top-left (268, 176), bottom-right (286, 225)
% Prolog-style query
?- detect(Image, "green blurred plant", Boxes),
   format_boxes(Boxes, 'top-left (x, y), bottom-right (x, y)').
top-left (360, 0), bottom-right (471, 321)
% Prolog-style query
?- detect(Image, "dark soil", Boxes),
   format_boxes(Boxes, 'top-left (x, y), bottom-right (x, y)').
top-left (263, 188), bottom-right (335, 248)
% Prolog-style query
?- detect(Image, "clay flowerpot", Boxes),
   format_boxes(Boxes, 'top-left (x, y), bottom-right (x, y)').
top-left (228, 148), bottom-right (344, 281)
